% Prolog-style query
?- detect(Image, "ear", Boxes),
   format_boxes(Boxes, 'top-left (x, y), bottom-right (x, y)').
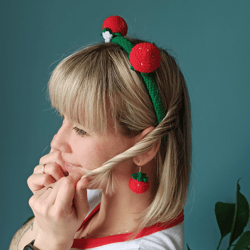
top-left (133, 127), bottom-right (160, 166)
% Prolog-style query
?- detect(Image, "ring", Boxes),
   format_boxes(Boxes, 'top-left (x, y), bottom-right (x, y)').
top-left (42, 164), bottom-right (46, 174)
top-left (47, 186), bottom-right (53, 190)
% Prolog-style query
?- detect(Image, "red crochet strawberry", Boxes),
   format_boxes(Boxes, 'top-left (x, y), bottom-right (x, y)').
top-left (129, 43), bottom-right (161, 73)
top-left (102, 16), bottom-right (128, 36)
top-left (129, 171), bottom-right (150, 194)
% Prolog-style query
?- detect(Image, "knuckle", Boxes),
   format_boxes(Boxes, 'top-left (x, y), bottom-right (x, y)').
top-left (28, 196), bottom-right (35, 208)
top-left (27, 175), bottom-right (32, 183)
top-left (27, 176), bottom-right (32, 187)
top-left (53, 208), bottom-right (63, 219)
top-left (33, 165), bottom-right (40, 173)
top-left (39, 155), bottom-right (46, 164)
top-left (29, 195), bottom-right (50, 215)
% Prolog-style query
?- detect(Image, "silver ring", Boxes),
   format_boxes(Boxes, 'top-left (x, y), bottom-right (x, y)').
top-left (47, 186), bottom-right (53, 190)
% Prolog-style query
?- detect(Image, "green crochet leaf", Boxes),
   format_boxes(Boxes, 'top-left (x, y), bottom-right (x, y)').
top-left (132, 171), bottom-right (148, 182)
top-left (100, 28), bottom-right (113, 37)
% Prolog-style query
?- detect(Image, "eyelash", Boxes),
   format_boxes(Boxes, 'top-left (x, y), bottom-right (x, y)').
top-left (56, 111), bottom-right (86, 137)
top-left (73, 127), bottom-right (87, 137)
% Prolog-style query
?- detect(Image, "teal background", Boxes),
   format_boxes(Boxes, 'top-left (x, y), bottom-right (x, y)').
top-left (1, 0), bottom-right (250, 249)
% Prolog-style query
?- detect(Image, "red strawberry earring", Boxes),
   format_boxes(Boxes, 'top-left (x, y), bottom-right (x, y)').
top-left (129, 160), bottom-right (150, 194)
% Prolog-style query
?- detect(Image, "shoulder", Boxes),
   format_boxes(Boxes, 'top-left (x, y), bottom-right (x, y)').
top-left (9, 217), bottom-right (39, 250)
top-left (77, 222), bottom-right (184, 250)
top-left (139, 222), bottom-right (184, 250)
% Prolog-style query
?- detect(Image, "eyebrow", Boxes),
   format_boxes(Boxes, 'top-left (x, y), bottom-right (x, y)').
top-left (60, 110), bottom-right (89, 130)
top-left (71, 117), bottom-right (87, 129)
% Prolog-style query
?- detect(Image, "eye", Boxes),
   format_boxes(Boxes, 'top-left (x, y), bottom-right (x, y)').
top-left (73, 127), bottom-right (87, 137)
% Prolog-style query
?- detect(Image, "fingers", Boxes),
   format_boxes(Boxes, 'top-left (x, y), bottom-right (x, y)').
top-left (29, 173), bottom-right (89, 236)
top-left (39, 150), bottom-right (65, 172)
top-left (34, 163), bottom-right (66, 180)
top-left (50, 147), bottom-right (56, 153)
top-left (29, 184), bottom-right (55, 212)
top-left (27, 173), bottom-right (56, 193)
top-left (29, 162), bottom-right (66, 193)
top-left (54, 174), bottom-right (82, 214)
top-left (43, 184), bottom-right (59, 207)
top-left (29, 162), bottom-right (68, 194)
top-left (30, 150), bottom-right (68, 193)
top-left (74, 177), bottom-right (89, 220)
top-left (28, 172), bottom-right (88, 247)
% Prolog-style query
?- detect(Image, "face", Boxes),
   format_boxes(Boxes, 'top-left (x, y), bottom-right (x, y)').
top-left (50, 115), bottom-right (137, 177)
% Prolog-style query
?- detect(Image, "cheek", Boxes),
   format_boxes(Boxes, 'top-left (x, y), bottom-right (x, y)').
top-left (94, 142), bottom-right (113, 163)
top-left (97, 136), bottom-right (132, 162)
top-left (76, 140), bottom-right (109, 170)
top-left (74, 135), bottom-right (133, 171)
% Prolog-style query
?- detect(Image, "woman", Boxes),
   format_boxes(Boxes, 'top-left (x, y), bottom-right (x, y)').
top-left (10, 16), bottom-right (191, 250)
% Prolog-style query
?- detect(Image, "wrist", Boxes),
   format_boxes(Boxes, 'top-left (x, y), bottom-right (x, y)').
top-left (33, 236), bottom-right (73, 250)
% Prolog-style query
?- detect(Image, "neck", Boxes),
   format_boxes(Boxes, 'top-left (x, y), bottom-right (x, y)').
top-left (86, 161), bottom-right (157, 237)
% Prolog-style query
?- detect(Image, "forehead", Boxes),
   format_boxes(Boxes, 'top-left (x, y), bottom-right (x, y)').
top-left (49, 43), bottom-right (138, 138)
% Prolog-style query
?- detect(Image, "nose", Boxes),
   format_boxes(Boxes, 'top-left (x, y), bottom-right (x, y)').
top-left (50, 120), bottom-right (72, 153)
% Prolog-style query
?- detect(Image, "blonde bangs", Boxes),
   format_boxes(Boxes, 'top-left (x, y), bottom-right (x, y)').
top-left (48, 46), bottom-right (113, 134)
top-left (48, 42), bottom-right (154, 136)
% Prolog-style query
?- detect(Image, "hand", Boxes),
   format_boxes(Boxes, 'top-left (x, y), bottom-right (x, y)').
top-left (27, 148), bottom-right (68, 194)
top-left (29, 173), bottom-right (89, 250)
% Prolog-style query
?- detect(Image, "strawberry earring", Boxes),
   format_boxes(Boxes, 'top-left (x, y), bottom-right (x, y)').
top-left (129, 161), bottom-right (150, 194)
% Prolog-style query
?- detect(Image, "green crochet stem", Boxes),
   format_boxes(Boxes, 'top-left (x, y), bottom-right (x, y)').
top-left (132, 171), bottom-right (148, 183)
top-left (140, 72), bottom-right (166, 124)
top-left (111, 35), bottom-right (133, 54)
top-left (103, 30), bottom-right (167, 144)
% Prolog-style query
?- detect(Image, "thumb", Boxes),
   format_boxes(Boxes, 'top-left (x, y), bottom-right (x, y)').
top-left (74, 177), bottom-right (89, 220)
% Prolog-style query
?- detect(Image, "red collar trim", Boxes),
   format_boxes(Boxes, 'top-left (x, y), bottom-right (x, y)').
top-left (72, 203), bottom-right (184, 249)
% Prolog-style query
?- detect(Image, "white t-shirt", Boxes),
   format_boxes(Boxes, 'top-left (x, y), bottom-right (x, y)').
top-left (71, 190), bottom-right (184, 250)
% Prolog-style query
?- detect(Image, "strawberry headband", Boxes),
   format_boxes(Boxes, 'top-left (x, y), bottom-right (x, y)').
top-left (102, 16), bottom-right (167, 143)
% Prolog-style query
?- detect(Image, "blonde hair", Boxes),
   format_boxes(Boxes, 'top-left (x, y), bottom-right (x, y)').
top-left (48, 38), bottom-right (192, 237)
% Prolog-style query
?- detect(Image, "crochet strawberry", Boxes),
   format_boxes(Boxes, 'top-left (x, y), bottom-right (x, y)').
top-left (129, 43), bottom-right (161, 73)
top-left (129, 171), bottom-right (150, 194)
top-left (101, 15), bottom-right (166, 143)
top-left (102, 16), bottom-right (128, 36)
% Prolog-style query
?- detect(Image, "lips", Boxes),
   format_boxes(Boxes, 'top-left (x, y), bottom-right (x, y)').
top-left (64, 162), bottom-right (80, 173)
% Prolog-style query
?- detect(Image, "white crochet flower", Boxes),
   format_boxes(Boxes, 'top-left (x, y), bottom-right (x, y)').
top-left (102, 31), bottom-right (113, 43)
